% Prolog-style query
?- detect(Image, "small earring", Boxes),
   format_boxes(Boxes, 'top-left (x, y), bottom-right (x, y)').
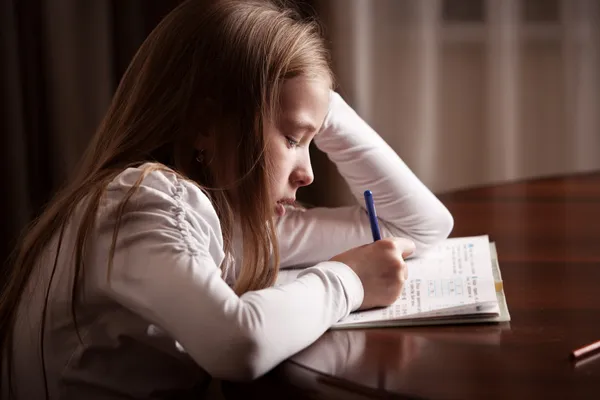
top-left (195, 149), bottom-right (205, 164)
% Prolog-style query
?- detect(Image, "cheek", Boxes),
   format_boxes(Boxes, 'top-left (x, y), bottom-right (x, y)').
top-left (266, 139), bottom-right (285, 169)
top-left (265, 141), bottom-right (289, 182)
top-left (272, 153), bottom-right (295, 184)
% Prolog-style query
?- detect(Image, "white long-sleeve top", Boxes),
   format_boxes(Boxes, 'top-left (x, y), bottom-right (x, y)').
top-left (4, 92), bottom-right (453, 399)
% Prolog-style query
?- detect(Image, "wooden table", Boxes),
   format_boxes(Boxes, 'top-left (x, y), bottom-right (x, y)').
top-left (223, 172), bottom-right (600, 399)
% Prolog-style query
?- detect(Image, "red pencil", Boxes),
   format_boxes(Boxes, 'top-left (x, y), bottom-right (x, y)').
top-left (572, 340), bottom-right (600, 359)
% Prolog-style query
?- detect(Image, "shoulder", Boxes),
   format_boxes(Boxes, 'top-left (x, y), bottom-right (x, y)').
top-left (106, 163), bottom-right (213, 213)
top-left (101, 163), bottom-right (223, 257)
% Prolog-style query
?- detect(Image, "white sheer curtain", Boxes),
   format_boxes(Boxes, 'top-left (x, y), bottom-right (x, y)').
top-left (304, 0), bottom-right (600, 205)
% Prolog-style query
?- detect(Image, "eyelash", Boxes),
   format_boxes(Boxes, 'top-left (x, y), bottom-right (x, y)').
top-left (285, 136), bottom-right (299, 148)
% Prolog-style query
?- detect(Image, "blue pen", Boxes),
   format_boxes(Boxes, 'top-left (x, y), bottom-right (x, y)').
top-left (364, 190), bottom-right (381, 241)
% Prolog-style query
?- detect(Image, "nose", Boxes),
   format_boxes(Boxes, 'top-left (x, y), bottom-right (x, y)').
top-left (291, 153), bottom-right (314, 188)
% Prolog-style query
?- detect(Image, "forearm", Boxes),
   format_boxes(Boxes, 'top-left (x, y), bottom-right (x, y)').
top-left (314, 92), bottom-right (453, 253)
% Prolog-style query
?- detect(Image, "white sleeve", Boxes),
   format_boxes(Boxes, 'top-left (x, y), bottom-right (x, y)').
top-left (95, 169), bottom-right (363, 381)
top-left (277, 91), bottom-right (453, 268)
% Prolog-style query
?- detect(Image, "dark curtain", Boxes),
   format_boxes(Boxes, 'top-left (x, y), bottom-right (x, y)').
top-left (0, 0), bottom-right (182, 279)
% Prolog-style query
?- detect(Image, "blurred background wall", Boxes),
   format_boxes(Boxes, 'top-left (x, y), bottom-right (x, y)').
top-left (1, 0), bottom-right (599, 270)
top-left (305, 0), bottom-right (600, 206)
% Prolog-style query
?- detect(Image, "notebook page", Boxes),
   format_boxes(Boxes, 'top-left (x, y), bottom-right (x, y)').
top-left (334, 235), bottom-right (499, 327)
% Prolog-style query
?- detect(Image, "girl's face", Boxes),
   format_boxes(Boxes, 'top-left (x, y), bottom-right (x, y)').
top-left (264, 76), bottom-right (330, 217)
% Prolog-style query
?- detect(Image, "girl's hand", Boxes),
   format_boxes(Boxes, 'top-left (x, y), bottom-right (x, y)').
top-left (331, 238), bottom-right (415, 310)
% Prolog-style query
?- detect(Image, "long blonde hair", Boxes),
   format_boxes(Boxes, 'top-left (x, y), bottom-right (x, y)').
top-left (0, 0), bottom-right (332, 396)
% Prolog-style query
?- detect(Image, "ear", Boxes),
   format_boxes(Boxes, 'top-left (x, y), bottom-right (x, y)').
top-left (193, 128), bottom-right (214, 152)
top-left (192, 98), bottom-right (217, 152)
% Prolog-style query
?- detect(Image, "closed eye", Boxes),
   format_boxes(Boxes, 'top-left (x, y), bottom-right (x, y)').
top-left (285, 136), bottom-right (299, 148)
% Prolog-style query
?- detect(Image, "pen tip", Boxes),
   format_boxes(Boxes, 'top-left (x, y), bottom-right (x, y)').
top-left (364, 190), bottom-right (372, 197)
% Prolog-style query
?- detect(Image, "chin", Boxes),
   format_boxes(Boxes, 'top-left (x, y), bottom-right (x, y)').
top-left (274, 202), bottom-right (287, 217)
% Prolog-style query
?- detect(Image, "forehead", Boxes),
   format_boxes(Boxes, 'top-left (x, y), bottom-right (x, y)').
top-left (277, 76), bottom-right (330, 127)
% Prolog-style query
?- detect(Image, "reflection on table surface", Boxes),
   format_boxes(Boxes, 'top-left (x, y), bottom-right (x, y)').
top-left (224, 173), bottom-right (600, 399)
top-left (291, 324), bottom-right (507, 394)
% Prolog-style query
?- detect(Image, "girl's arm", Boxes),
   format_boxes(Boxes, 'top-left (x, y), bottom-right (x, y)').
top-left (276, 91), bottom-right (453, 269)
top-left (95, 169), bottom-right (363, 381)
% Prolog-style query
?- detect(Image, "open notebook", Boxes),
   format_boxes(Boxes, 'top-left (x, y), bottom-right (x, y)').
top-left (331, 235), bottom-right (511, 329)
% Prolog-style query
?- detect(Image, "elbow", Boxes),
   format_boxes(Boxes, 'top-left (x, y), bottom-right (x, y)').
top-left (224, 347), bottom-right (270, 382)
top-left (234, 362), bottom-right (271, 382)
top-left (426, 207), bottom-right (454, 245)
top-left (205, 333), bottom-right (274, 382)
top-left (435, 206), bottom-right (454, 241)
top-left (411, 207), bottom-right (454, 253)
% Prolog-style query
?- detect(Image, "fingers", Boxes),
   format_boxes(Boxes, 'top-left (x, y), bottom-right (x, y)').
top-left (401, 259), bottom-right (408, 281)
top-left (395, 237), bottom-right (416, 257)
top-left (377, 237), bottom-right (416, 257)
top-left (375, 238), bottom-right (411, 282)
top-left (392, 258), bottom-right (408, 303)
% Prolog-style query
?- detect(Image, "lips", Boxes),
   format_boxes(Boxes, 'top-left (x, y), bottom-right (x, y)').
top-left (277, 198), bottom-right (296, 206)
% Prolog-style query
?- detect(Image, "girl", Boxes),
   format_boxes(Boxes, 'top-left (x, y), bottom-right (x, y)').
top-left (0, 0), bottom-right (453, 398)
